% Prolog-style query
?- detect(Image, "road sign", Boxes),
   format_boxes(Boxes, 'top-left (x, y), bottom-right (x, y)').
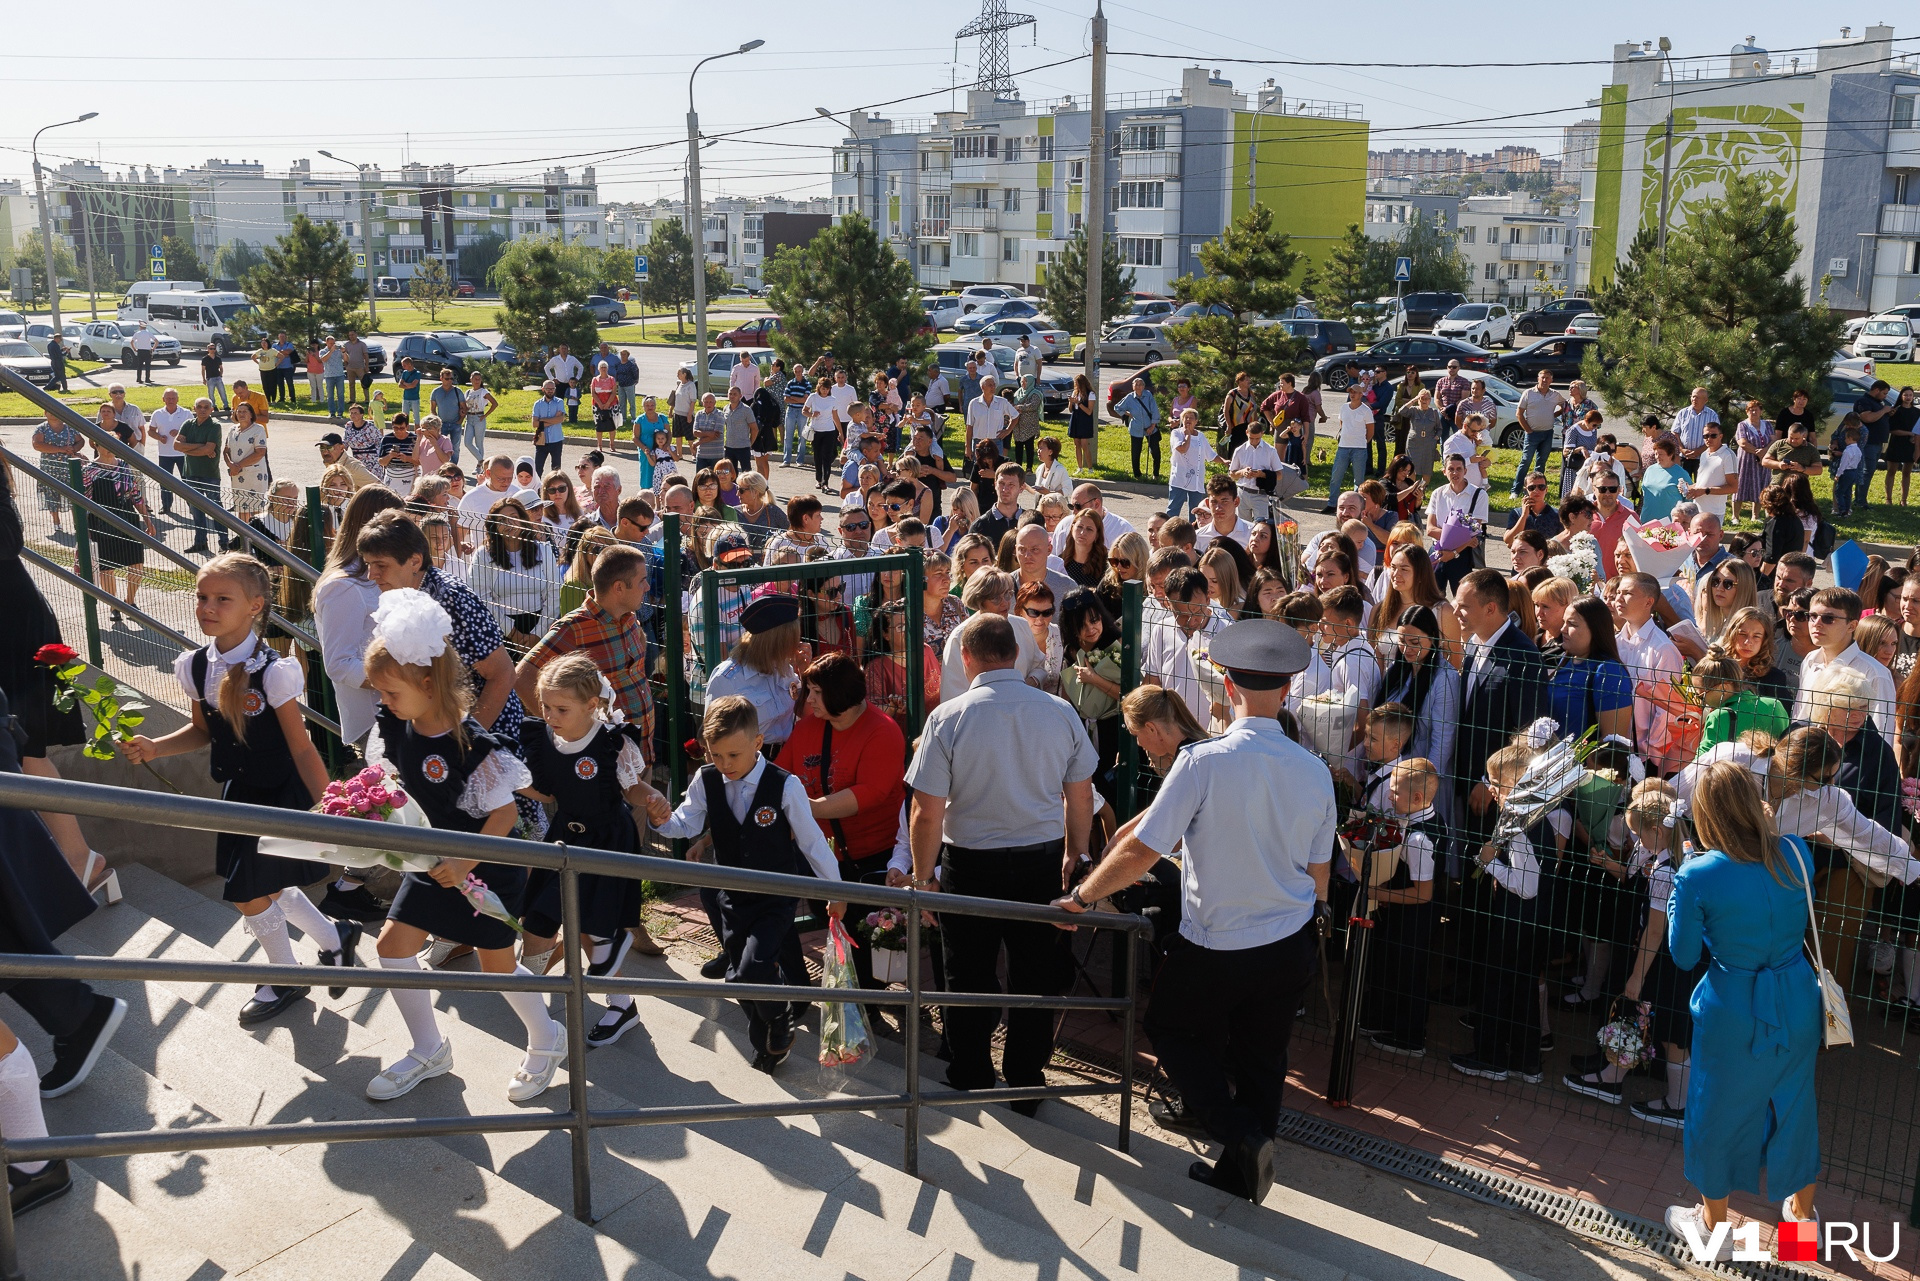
top-left (355, 253), bottom-right (367, 270)
top-left (149, 243), bottom-right (162, 259)
top-left (1394, 256), bottom-right (1412, 282)
top-left (633, 253), bottom-right (649, 281)
top-left (149, 258), bottom-right (166, 280)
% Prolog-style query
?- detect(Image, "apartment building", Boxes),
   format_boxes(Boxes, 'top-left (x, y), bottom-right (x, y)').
top-left (1456, 194), bottom-right (1579, 306)
top-left (605, 196), bottom-right (832, 287)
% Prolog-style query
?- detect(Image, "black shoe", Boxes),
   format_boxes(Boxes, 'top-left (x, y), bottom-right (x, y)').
top-left (1630, 1098), bottom-right (1686, 1129)
top-left (1539, 1032), bottom-right (1556, 1053)
top-left (184, 541), bottom-right (211, 555)
top-left (1353, 1022), bottom-right (1391, 1038)
top-left (1449, 1052), bottom-right (1508, 1082)
top-left (751, 1037), bottom-right (794, 1074)
top-left (238, 985), bottom-right (309, 1026)
top-left (1008, 1096), bottom-right (1042, 1118)
top-left (1563, 1071), bottom-right (1625, 1104)
top-left (319, 883), bottom-right (390, 924)
top-left (1149, 1095), bottom-right (1209, 1137)
top-left (8, 1161), bottom-right (71, 1217)
top-left (1235, 1133), bottom-right (1276, 1204)
top-left (587, 1003), bottom-right (640, 1049)
top-left (40, 995), bottom-right (127, 1098)
top-left (1368, 1033), bottom-right (1426, 1058)
top-left (700, 954), bottom-right (729, 980)
top-left (318, 920), bottom-right (362, 998)
top-left (109, 609), bottom-right (122, 626)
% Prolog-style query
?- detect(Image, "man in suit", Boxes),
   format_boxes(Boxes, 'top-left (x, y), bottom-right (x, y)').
top-left (1449, 569), bottom-right (1550, 844)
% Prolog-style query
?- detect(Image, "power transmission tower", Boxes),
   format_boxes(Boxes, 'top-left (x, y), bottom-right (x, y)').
top-left (955, 0), bottom-right (1035, 94)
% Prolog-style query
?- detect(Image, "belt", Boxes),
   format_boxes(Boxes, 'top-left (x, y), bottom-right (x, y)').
top-left (943, 841), bottom-right (1060, 858)
top-left (1712, 954), bottom-right (1810, 1058)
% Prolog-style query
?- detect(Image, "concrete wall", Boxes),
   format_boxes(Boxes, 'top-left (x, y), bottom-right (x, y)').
top-left (1817, 75), bottom-right (1894, 313)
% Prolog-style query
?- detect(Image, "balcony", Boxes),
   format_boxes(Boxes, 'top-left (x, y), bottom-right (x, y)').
top-left (951, 157), bottom-right (996, 185)
top-left (952, 206), bottom-right (999, 232)
top-left (1499, 242), bottom-right (1567, 262)
top-left (1890, 129), bottom-right (1920, 170)
top-left (387, 234), bottom-right (425, 248)
top-left (1881, 204), bottom-right (1920, 236)
top-left (918, 218), bottom-right (950, 239)
top-left (920, 170), bottom-right (951, 194)
top-left (1118, 150), bottom-right (1181, 181)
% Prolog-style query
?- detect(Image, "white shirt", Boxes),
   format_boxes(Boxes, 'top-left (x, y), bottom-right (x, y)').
top-left (1795, 642), bottom-right (1899, 740)
top-left (802, 391), bottom-right (840, 437)
top-left (1049, 509), bottom-right (1135, 557)
top-left (966, 396), bottom-right (1016, 451)
top-left (1032, 459), bottom-right (1072, 496)
top-left (1336, 401), bottom-right (1373, 449)
top-left (1484, 830), bottom-right (1542, 899)
top-left (1426, 481), bottom-right (1488, 535)
top-left (544, 353), bottom-right (583, 384)
top-left (1771, 783), bottom-right (1919, 885)
top-left (1141, 612), bottom-right (1226, 728)
top-left (939, 615), bottom-right (1043, 706)
top-left (314, 571), bottom-right (382, 744)
top-left (826, 382), bottom-right (859, 427)
top-left (1168, 425), bottom-right (1216, 492)
top-left (925, 373), bottom-right (951, 408)
top-left (1692, 444), bottom-right (1736, 519)
top-left (654, 758), bottom-right (841, 883)
top-left (148, 405), bottom-right (192, 458)
top-left (129, 328), bottom-right (158, 352)
top-left (173, 631), bottom-right (303, 710)
top-left (1461, 617), bottom-right (1515, 701)
top-left (456, 481), bottom-right (537, 537)
top-left (1325, 635), bottom-right (1381, 771)
top-left (1305, 529), bottom-right (1377, 581)
top-left (1192, 515), bottom-right (1254, 554)
top-left (1568, 458), bottom-right (1631, 501)
top-left (1229, 440), bottom-right (1283, 492)
top-left (1440, 431), bottom-right (1489, 487)
top-left (1616, 616), bottom-right (1683, 749)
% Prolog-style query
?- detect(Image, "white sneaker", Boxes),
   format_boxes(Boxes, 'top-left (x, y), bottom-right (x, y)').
top-left (508, 1023), bottom-right (567, 1103)
top-left (418, 939), bottom-right (473, 969)
top-left (366, 1040), bottom-right (454, 1101)
top-left (1664, 1204), bottom-right (1730, 1261)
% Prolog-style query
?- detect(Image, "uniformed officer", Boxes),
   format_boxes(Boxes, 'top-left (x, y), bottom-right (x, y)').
top-left (1055, 618), bottom-right (1335, 1204)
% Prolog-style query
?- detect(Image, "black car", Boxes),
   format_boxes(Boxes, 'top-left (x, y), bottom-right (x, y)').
top-left (1511, 297), bottom-right (1595, 338)
top-left (1391, 291), bottom-right (1466, 334)
top-left (1312, 334), bottom-right (1491, 391)
top-left (394, 331), bottom-right (502, 378)
top-left (1277, 318), bottom-right (1355, 359)
top-left (1491, 335), bottom-right (1602, 385)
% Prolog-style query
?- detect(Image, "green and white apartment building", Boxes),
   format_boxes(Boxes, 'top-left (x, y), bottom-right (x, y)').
top-left (825, 66), bottom-right (1370, 296)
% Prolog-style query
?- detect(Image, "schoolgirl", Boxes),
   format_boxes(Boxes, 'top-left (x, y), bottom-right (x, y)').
top-left (359, 588), bottom-right (566, 1103)
top-left (1358, 758), bottom-right (1442, 1058)
top-left (121, 555), bottom-right (353, 1026)
top-left (515, 653), bottom-right (671, 1048)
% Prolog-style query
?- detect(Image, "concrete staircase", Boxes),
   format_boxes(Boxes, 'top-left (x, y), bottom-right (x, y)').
top-left (6, 865), bottom-right (1604, 1281)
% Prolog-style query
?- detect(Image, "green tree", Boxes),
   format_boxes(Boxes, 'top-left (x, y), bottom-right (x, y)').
top-left (1587, 174), bottom-right (1842, 423)
top-left (214, 240), bottom-right (264, 282)
top-left (763, 215), bottom-right (928, 383)
top-left (456, 231), bottom-right (508, 289)
top-left (160, 236), bottom-right (208, 286)
top-left (1163, 203), bottom-right (1309, 411)
top-left (642, 218), bottom-right (695, 330)
top-left (1393, 212), bottom-right (1470, 294)
top-left (9, 230), bottom-right (77, 304)
top-left (492, 236), bottom-right (598, 367)
top-left (239, 214), bottom-right (368, 349)
top-left (411, 255), bottom-right (455, 325)
top-left (1042, 230), bottom-right (1134, 337)
top-left (1303, 223), bottom-right (1392, 322)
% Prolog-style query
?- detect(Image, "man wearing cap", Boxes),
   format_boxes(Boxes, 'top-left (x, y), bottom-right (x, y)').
top-left (907, 612), bottom-right (1097, 1113)
top-left (1055, 617), bottom-right (1335, 1205)
top-left (316, 432), bottom-right (381, 491)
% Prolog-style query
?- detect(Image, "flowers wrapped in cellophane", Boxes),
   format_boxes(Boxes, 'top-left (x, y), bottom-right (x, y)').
top-left (1488, 720), bottom-right (1597, 849)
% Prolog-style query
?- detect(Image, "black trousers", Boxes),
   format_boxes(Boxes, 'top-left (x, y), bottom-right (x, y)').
top-left (1130, 433), bottom-right (1162, 479)
top-left (132, 350), bottom-right (153, 383)
top-left (1145, 923), bottom-right (1317, 1148)
top-left (712, 888), bottom-right (803, 1055)
top-left (938, 842), bottom-right (1070, 1090)
top-left (1011, 438), bottom-right (1036, 468)
top-left (1362, 901), bottom-right (1435, 1047)
top-left (1472, 907), bottom-right (1544, 1072)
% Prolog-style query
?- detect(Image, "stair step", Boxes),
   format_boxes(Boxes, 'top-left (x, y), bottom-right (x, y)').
top-left (9, 1159), bottom-right (217, 1281)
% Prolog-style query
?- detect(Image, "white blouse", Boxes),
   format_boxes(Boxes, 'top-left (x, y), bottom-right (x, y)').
top-left (173, 633), bottom-right (303, 710)
top-left (365, 723), bottom-right (534, 820)
top-left (549, 722), bottom-right (647, 791)
top-left (1771, 783), bottom-right (1920, 885)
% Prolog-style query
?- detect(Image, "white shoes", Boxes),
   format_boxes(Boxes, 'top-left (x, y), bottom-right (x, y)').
top-left (83, 851), bottom-right (122, 906)
top-left (508, 1022), bottom-right (567, 1103)
top-left (366, 1039), bottom-right (454, 1101)
top-left (1664, 1204), bottom-right (1730, 1261)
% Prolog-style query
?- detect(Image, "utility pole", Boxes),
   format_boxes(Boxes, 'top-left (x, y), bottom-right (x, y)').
top-left (689, 40), bottom-right (764, 393)
top-left (30, 112), bottom-right (96, 329)
top-left (320, 150), bottom-right (381, 328)
top-left (1651, 36), bottom-right (1674, 347)
top-left (1081, 2), bottom-right (1108, 390)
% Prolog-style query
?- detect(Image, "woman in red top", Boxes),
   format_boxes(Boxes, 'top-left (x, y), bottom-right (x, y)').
top-left (776, 654), bottom-right (908, 1023)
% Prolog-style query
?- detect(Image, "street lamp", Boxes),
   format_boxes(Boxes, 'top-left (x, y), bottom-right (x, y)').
top-left (816, 106), bottom-right (868, 227)
top-left (318, 149), bottom-right (380, 328)
top-left (688, 39), bottom-right (763, 388)
top-left (31, 112), bottom-right (97, 331)
top-left (1651, 36), bottom-right (1675, 346)
top-left (1246, 83), bottom-right (1287, 210)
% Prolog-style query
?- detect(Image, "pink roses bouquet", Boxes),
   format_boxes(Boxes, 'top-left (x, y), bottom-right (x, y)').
top-left (319, 767), bottom-right (410, 821)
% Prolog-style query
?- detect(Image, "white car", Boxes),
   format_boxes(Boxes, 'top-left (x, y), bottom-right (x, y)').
top-left (975, 315), bottom-right (1070, 362)
top-left (956, 284), bottom-right (1035, 315)
top-left (922, 295), bottom-right (963, 330)
top-left (0, 310), bottom-right (24, 340)
top-left (1842, 316), bottom-right (1869, 350)
top-left (1854, 315), bottom-right (1916, 364)
top-left (1415, 369), bottom-right (1529, 447)
top-left (1565, 311), bottom-right (1602, 336)
top-left (1832, 349), bottom-right (1876, 380)
top-left (1433, 303), bottom-right (1514, 349)
top-left (72, 320), bottom-right (182, 367)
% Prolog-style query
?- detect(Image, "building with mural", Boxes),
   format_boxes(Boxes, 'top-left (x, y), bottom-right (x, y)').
top-left (824, 67), bottom-right (1369, 296)
top-left (1588, 25), bottom-right (1920, 314)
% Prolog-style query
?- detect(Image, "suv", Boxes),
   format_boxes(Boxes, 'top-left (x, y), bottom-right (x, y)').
top-left (1854, 314), bottom-right (1917, 363)
top-left (393, 332), bottom-right (502, 378)
top-left (1434, 303), bottom-right (1514, 349)
top-left (1274, 319), bottom-right (1355, 358)
top-left (957, 284), bottom-right (1029, 314)
top-left (1377, 291), bottom-right (1465, 338)
top-left (1512, 297), bottom-right (1595, 338)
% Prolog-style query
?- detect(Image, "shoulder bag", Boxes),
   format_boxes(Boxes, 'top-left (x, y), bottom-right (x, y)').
top-left (1783, 834), bottom-right (1855, 1049)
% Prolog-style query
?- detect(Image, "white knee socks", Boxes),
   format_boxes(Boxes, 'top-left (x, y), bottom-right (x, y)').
top-left (503, 966), bottom-right (561, 1052)
top-left (1901, 948), bottom-right (1920, 1004)
top-left (242, 900), bottom-right (297, 1004)
top-left (589, 934), bottom-right (635, 1022)
top-left (0, 1044), bottom-right (49, 1174)
top-left (378, 956), bottom-right (445, 1061)
top-left (275, 890), bottom-right (342, 954)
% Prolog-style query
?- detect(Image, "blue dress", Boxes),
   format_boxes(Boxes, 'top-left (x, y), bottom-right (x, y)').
top-left (1547, 656), bottom-right (1632, 741)
top-left (1668, 844), bottom-right (1822, 1201)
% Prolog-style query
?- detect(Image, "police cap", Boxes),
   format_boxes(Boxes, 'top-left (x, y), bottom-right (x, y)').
top-left (1208, 618), bottom-right (1312, 690)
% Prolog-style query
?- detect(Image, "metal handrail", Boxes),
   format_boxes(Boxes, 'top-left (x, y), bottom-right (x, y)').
top-left (0, 773), bottom-right (1145, 1281)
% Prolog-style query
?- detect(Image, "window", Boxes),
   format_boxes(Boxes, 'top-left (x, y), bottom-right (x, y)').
top-left (919, 243), bottom-right (951, 267)
top-left (1543, 226), bottom-right (1558, 244)
top-left (1508, 226), bottom-right (1522, 243)
top-left (519, 195), bottom-right (534, 208)
top-left (1907, 241), bottom-right (1920, 275)
top-left (392, 248), bottom-right (422, 264)
top-left (1898, 173), bottom-right (1912, 205)
top-left (1003, 237), bottom-right (1021, 263)
top-left (1117, 182), bottom-right (1165, 209)
top-left (1037, 187), bottom-right (1052, 213)
top-left (1506, 262), bottom-right (1522, 278)
top-left (1069, 211), bottom-right (1083, 233)
top-left (953, 134), bottom-right (1000, 160)
top-left (837, 150), bottom-right (851, 174)
top-left (1896, 94), bottom-right (1917, 130)
top-left (1039, 135), bottom-right (1054, 162)
top-left (1461, 225), bottom-right (1476, 243)
top-left (1117, 237), bottom-right (1162, 266)
top-left (1004, 138), bottom-right (1022, 163)
top-left (1119, 124), bottom-right (1166, 152)
top-left (490, 194), bottom-right (503, 208)
top-left (955, 232), bottom-right (981, 257)
top-left (743, 241), bottom-right (761, 257)
top-left (925, 193), bottom-right (949, 221)
top-left (744, 215), bottom-right (763, 236)
top-left (1002, 187), bottom-right (1020, 212)
top-left (1484, 262), bottom-right (1498, 280)
top-left (282, 190), bottom-right (296, 205)
top-left (1069, 160), bottom-right (1084, 184)
top-left (960, 187), bottom-right (990, 209)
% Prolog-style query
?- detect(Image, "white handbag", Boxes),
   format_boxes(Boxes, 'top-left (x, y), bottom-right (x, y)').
top-left (1784, 836), bottom-right (1855, 1050)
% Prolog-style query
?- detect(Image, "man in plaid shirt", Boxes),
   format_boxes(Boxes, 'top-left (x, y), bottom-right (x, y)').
top-left (1433, 359), bottom-right (1473, 427)
top-left (514, 543), bottom-right (655, 746)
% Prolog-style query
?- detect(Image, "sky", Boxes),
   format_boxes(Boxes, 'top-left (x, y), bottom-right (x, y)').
top-left (0, 2), bottom-right (1909, 206)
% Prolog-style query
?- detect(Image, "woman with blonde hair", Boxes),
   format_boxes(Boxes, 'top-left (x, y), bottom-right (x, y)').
top-left (1720, 604), bottom-right (1793, 705)
top-left (560, 524), bottom-right (617, 615)
top-left (706, 592), bottom-right (808, 750)
top-left (1035, 491), bottom-right (1070, 537)
top-left (1121, 683), bottom-right (1208, 775)
top-left (1692, 559), bottom-right (1758, 647)
top-left (935, 486), bottom-right (978, 552)
top-left (1097, 530), bottom-right (1151, 616)
top-left (1530, 576), bottom-right (1579, 661)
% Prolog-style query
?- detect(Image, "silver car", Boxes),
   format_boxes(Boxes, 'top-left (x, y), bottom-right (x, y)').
top-left (1081, 322), bottom-right (1178, 367)
top-left (75, 321), bottom-right (182, 366)
top-left (977, 316), bottom-right (1070, 363)
top-left (675, 346), bottom-right (778, 396)
top-left (1416, 369), bottom-right (1531, 448)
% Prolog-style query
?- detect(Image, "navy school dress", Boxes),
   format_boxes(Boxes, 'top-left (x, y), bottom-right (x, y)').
top-left (190, 645), bottom-right (330, 903)
top-left (0, 687), bottom-right (98, 984)
top-left (518, 719), bottom-right (649, 940)
top-left (1640, 855), bottom-right (1708, 1049)
top-left (376, 708), bottom-right (529, 952)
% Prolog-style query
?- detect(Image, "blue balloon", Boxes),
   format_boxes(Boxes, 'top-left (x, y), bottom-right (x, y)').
top-left (1830, 539), bottom-right (1867, 591)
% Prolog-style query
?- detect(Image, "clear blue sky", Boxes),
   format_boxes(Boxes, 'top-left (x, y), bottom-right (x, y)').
top-left (0, 3), bottom-right (1903, 203)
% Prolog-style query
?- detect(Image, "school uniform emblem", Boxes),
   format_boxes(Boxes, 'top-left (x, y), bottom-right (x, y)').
top-left (752, 805), bottom-right (779, 827)
top-left (575, 757), bottom-right (599, 780)
top-left (241, 689), bottom-right (266, 717)
top-left (422, 755), bottom-right (449, 784)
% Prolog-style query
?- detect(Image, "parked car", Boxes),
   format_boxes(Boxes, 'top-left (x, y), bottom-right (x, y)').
top-left (582, 295), bottom-right (627, 324)
top-left (956, 284), bottom-right (1032, 314)
top-left (1831, 349), bottom-right (1875, 379)
top-left (1163, 302), bottom-right (1236, 326)
top-left (1259, 318), bottom-right (1354, 359)
top-left (1490, 335), bottom-right (1603, 385)
top-left (931, 340), bottom-right (1017, 387)
top-left (21, 323), bottom-right (57, 355)
top-left (676, 345), bottom-right (777, 395)
top-left (1104, 359), bottom-right (1183, 420)
top-left (1376, 291), bottom-right (1466, 338)
top-left (1854, 315), bottom-right (1916, 364)
top-left (0, 340), bottom-right (54, 387)
top-left (1312, 334), bottom-right (1492, 390)
top-left (392, 331), bottom-right (506, 379)
top-left (1113, 298), bottom-right (1174, 327)
top-left (1511, 297), bottom-right (1596, 339)
top-left (72, 321), bottom-right (182, 367)
top-left (955, 298), bottom-right (1043, 334)
top-left (1822, 371), bottom-right (1880, 437)
top-left (1079, 321), bottom-right (1180, 367)
top-left (1417, 369), bottom-right (1530, 448)
top-left (1843, 316), bottom-right (1869, 350)
top-left (1565, 311), bottom-right (1602, 337)
top-left (375, 276), bottom-right (403, 297)
top-left (976, 316), bottom-right (1070, 362)
top-left (0, 311), bottom-right (24, 340)
top-left (455, 279), bottom-right (478, 297)
top-left (1433, 302), bottom-right (1514, 349)
top-left (922, 295), bottom-right (963, 330)
top-left (715, 316), bottom-right (781, 348)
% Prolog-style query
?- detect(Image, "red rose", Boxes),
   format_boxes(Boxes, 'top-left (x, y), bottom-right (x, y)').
top-left (33, 643), bottom-right (79, 666)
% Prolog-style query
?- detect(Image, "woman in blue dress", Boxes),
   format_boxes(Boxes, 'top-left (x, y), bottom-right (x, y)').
top-left (1547, 597), bottom-right (1633, 742)
top-left (1663, 761), bottom-right (1821, 1255)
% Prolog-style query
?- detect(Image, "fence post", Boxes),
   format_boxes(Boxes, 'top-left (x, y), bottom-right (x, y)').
top-left (0, 1113), bottom-right (16, 1281)
top-left (903, 894), bottom-right (922, 1177)
top-left (903, 550), bottom-right (926, 739)
top-left (699, 569), bottom-right (722, 676)
top-left (1117, 580), bottom-right (1142, 821)
top-left (67, 458), bottom-right (102, 669)
top-left (557, 854), bottom-right (595, 1224)
top-left (664, 514), bottom-right (686, 806)
top-left (1118, 924), bottom-right (1138, 1155)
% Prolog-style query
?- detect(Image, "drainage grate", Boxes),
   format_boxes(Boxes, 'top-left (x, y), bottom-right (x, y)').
top-left (1273, 1109), bottom-right (1827, 1281)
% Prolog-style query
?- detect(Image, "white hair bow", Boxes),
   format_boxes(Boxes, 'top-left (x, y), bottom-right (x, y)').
top-left (370, 589), bottom-right (453, 668)
top-left (595, 674), bottom-right (626, 724)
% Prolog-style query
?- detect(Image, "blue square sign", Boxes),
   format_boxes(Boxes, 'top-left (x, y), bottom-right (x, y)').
top-left (633, 254), bottom-right (649, 280)
top-left (1394, 256), bottom-right (1412, 282)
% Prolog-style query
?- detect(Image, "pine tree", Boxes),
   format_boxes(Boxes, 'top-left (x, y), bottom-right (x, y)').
top-left (411, 256), bottom-right (455, 324)
top-left (493, 237), bottom-right (599, 363)
top-left (1588, 174), bottom-right (1842, 422)
top-left (762, 215), bottom-right (929, 384)
top-left (215, 240), bottom-right (264, 283)
top-left (1163, 203), bottom-right (1309, 411)
top-left (240, 214), bottom-right (367, 348)
top-left (643, 218), bottom-right (695, 331)
top-left (1305, 224), bottom-right (1391, 322)
top-left (1042, 230), bottom-right (1134, 338)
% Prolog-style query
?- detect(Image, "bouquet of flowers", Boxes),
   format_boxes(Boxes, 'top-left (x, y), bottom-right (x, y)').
top-left (1635, 669), bottom-right (1704, 774)
top-left (1433, 510), bottom-right (1484, 557)
top-left (859, 908), bottom-right (911, 952)
top-left (1489, 720), bottom-right (1598, 849)
top-left (1547, 532), bottom-right (1603, 594)
top-left (1275, 519), bottom-right (1304, 592)
top-left (1296, 686), bottom-right (1364, 768)
top-left (1622, 518), bottom-right (1697, 586)
top-left (817, 918), bottom-right (872, 1066)
top-left (1596, 999), bottom-right (1655, 1070)
top-left (1338, 805), bottom-right (1406, 889)
top-left (1902, 777), bottom-right (1920, 822)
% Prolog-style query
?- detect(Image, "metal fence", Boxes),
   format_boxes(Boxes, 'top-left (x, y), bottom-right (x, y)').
top-left (0, 771), bottom-right (1148, 1281)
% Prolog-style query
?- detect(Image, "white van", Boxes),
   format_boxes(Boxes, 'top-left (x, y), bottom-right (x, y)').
top-left (117, 280), bottom-right (206, 324)
top-left (142, 291), bottom-right (256, 354)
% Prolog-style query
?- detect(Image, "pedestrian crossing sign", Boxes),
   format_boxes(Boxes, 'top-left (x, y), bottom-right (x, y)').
top-left (149, 257), bottom-right (166, 279)
top-left (355, 253), bottom-right (367, 270)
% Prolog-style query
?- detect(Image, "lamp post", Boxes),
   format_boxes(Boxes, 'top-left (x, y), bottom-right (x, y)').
top-left (816, 107), bottom-right (867, 227)
top-left (688, 39), bottom-right (763, 394)
top-left (1651, 36), bottom-right (1675, 346)
top-left (31, 112), bottom-right (97, 330)
top-left (1246, 83), bottom-right (1287, 210)
top-left (317, 149), bottom-right (380, 329)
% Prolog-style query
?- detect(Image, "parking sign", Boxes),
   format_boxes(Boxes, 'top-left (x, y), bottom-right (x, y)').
top-left (1394, 257), bottom-right (1412, 282)
top-left (633, 254), bottom-right (649, 281)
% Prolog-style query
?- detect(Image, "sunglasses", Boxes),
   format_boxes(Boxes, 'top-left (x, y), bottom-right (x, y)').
top-left (842, 521), bottom-right (871, 531)
top-left (1808, 611), bottom-right (1850, 626)
top-left (1024, 607), bottom-right (1056, 619)
top-left (1525, 483), bottom-right (1546, 493)
top-left (1110, 557), bottom-right (1132, 569)
top-left (1781, 609), bottom-right (1809, 622)
top-left (1712, 577), bottom-right (1737, 589)
top-left (1596, 486), bottom-right (1620, 494)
